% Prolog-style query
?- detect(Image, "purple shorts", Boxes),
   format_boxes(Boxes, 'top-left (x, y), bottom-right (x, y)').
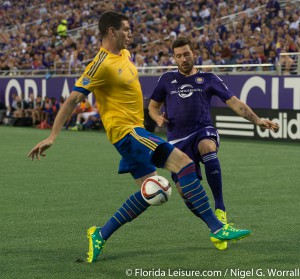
top-left (171, 127), bottom-right (220, 183)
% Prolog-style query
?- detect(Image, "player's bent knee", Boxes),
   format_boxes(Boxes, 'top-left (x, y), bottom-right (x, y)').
top-left (198, 139), bottom-right (217, 155)
top-left (151, 143), bottom-right (175, 168)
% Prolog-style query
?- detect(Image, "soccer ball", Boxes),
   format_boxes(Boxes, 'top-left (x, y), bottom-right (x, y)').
top-left (141, 175), bottom-right (172, 206)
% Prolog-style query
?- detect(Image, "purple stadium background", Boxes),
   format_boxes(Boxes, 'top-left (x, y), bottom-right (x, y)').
top-left (1, 75), bottom-right (300, 110)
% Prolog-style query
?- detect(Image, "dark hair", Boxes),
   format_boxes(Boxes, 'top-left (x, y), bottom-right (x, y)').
top-left (98, 10), bottom-right (129, 38)
top-left (172, 37), bottom-right (194, 52)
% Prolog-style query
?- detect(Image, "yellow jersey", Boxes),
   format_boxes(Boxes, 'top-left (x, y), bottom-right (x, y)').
top-left (74, 48), bottom-right (144, 144)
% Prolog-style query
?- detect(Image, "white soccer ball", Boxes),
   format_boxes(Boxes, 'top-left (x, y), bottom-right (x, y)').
top-left (141, 175), bottom-right (172, 206)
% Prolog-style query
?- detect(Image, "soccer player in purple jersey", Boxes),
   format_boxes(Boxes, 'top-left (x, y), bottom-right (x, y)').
top-left (149, 37), bottom-right (279, 250)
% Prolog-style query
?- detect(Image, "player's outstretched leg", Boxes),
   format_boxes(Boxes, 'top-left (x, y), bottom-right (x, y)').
top-left (86, 190), bottom-right (150, 263)
top-left (177, 187), bottom-right (229, 250)
top-left (202, 152), bottom-right (225, 211)
top-left (176, 162), bottom-right (251, 247)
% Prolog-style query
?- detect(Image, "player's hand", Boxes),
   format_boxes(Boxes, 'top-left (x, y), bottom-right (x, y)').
top-left (28, 138), bottom-right (53, 161)
top-left (156, 112), bottom-right (169, 128)
top-left (258, 119), bottom-right (279, 131)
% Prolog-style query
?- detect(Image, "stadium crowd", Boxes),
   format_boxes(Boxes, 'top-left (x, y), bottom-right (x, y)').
top-left (1, 0), bottom-right (300, 128)
top-left (1, 0), bottom-right (300, 76)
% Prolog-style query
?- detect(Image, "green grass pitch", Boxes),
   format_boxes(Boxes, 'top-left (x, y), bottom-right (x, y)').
top-left (0, 126), bottom-right (299, 279)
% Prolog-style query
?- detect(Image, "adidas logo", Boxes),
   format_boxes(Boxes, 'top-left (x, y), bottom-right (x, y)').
top-left (171, 79), bottom-right (178, 83)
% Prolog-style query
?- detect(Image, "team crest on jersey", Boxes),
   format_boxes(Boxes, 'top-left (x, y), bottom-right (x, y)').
top-left (82, 77), bottom-right (91, 86)
top-left (118, 68), bottom-right (122, 75)
top-left (195, 77), bottom-right (204, 84)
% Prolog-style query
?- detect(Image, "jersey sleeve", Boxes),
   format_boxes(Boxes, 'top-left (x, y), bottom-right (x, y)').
top-left (73, 75), bottom-right (93, 96)
top-left (210, 74), bottom-right (234, 103)
top-left (73, 52), bottom-right (107, 95)
top-left (150, 75), bottom-right (167, 103)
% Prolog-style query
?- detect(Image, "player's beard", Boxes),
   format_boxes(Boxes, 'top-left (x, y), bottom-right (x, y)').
top-left (178, 61), bottom-right (194, 75)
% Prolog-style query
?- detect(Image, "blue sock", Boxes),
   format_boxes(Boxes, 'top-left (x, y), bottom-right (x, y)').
top-left (202, 152), bottom-right (225, 211)
top-left (100, 191), bottom-right (150, 240)
top-left (178, 162), bottom-right (223, 233)
top-left (182, 198), bottom-right (204, 221)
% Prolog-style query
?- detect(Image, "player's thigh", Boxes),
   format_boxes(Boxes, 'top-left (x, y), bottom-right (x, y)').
top-left (164, 147), bottom-right (192, 173)
top-left (198, 138), bottom-right (217, 155)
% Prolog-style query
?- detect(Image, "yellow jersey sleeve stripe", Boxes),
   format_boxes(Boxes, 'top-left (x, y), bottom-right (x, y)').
top-left (130, 130), bottom-right (158, 151)
top-left (87, 51), bottom-right (108, 77)
top-left (86, 50), bottom-right (105, 76)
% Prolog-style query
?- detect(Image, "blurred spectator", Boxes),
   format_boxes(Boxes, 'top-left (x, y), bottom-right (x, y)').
top-left (33, 95), bottom-right (44, 125)
top-left (236, 48), bottom-right (253, 71)
top-left (250, 50), bottom-right (262, 71)
top-left (70, 103), bottom-right (102, 131)
top-left (220, 41), bottom-right (233, 62)
top-left (25, 93), bottom-right (35, 121)
top-left (135, 54), bottom-right (148, 72)
top-left (267, 49), bottom-right (279, 71)
top-left (213, 52), bottom-right (227, 72)
top-left (50, 97), bottom-right (60, 121)
top-left (279, 47), bottom-right (294, 75)
top-left (202, 51), bottom-right (214, 72)
top-left (199, 5), bottom-right (211, 24)
top-left (289, 13), bottom-right (300, 31)
top-left (266, 0), bottom-right (280, 19)
top-left (0, 99), bottom-right (6, 123)
top-left (42, 96), bottom-right (53, 127)
top-left (13, 95), bottom-right (27, 118)
top-left (65, 98), bottom-right (92, 129)
top-left (216, 18), bottom-right (228, 41)
top-left (57, 19), bottom-right (68, 38)
top-left (146, 55), bottom-right (159, 73)
top-left (69, 49), bottom-right (83, 73)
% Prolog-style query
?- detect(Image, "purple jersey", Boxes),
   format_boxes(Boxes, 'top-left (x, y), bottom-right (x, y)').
top-left (151, 70), bottom-right (234, 142)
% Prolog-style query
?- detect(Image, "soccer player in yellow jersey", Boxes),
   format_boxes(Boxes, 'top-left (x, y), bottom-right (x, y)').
top-left (28, 11), bottom-right (252, 263)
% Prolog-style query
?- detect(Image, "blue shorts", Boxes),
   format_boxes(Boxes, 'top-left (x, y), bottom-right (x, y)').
top-left (171, 127), bottom-right (220, 183)
top-left (114, 127), bottom-right (172, 179)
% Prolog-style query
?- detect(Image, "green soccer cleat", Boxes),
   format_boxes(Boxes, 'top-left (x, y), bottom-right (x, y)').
top-left (214, 209), bottom-right (228, 250)
top-left (210, 224), bottom-right (251, 245)
top-left (87, 226), bottom-right (105, 263)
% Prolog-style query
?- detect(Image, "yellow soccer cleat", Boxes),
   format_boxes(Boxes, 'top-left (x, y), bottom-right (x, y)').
top-left (215, 209), bottom-right (227, 224)
top-left (214, 209), bottom-right (228, 250)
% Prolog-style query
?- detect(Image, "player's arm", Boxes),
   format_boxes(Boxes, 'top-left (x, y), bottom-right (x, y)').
top-left (148, 99), bottom-right (169, 127)
top-left (226, 96), bottom-right (279, 131)
top-left (28, 91), bottom-right (85, 160)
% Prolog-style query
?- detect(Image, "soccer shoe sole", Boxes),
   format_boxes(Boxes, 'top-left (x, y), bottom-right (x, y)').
top-left (210, 232), bottom-right (251, 245)
top-left (213, 240), bottom-right (228, 250)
